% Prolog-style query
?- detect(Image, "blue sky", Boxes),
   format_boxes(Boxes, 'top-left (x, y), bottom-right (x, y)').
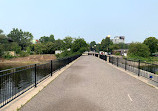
top-left (0, 0), bottom-right (158, 43)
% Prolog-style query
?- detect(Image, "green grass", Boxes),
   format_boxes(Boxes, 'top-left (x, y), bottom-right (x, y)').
top-left (127, 56), bottom-right (158, 64)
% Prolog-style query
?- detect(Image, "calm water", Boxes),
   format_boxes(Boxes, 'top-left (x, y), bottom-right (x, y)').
top-left (0, 61), bottom-right (58, 104)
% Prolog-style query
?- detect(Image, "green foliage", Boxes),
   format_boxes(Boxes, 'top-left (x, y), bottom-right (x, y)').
top-left (101, 37), bottom-right (113, 52)
top-left (0, 45), bottom-right (4, 57)
top-left (19, 51), bottom-right (29, 57)
top-left (26, 47), bottom-right (31, 54)
top-left (2, 52), bottom-right (15, 59)
top-left (63, 36), bottom-right (73, 49)
top-left (42, 42), bottom-right (55, 54)
top-left (143, 37), bottom-right (158, 55)
top-left (95, 44), bottom-right (101, 52)
top-left (128, 42), bottom-right (150, 58)
top-left (34, 43), bottom-right (44, 54)
top-left (57, 50), bottom-right (80, 59)
top-left (117, 43), bottom-right (129, 49)
top-left (90, 41), bottom-right (96, 51)
top-left (71, 38), bottom-right (88, 52)
top-left (6, 42), bottom-right (21, 54)
top-left (109, 44), bottom-right (119, 51)
top-left (7, 28), bottom-right (33, 50)
top-left (54, 39), bottom-right (64, 50)
top-left (39, 34), bottom-right (55, 43)
top-left (115, 52), bottom-right (120, 55)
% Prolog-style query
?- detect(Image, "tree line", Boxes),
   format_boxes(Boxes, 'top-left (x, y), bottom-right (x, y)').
top-left (0, 28), bottom-right (89, 59)
top-left (89, 36), bottom-right (158, 59)
top-left (89, 37), bottom-right (128, 53)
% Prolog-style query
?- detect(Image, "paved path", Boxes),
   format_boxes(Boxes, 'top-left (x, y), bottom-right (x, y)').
top-left (21, 56), bottom-right (158, 111)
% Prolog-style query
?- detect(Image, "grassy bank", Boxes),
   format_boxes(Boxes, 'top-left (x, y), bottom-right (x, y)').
top-left (127, 56), bottom-right (158, 64)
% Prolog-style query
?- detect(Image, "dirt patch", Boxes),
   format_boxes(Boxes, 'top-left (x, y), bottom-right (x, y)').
top-left (0, 54), bottom-right (56, 70)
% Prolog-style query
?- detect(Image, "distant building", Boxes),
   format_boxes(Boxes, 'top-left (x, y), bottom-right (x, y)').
top-left (112, 36), bottom-right (125, 44)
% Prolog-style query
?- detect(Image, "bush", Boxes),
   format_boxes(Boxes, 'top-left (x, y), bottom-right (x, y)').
top-left (115, 52), bottom-right (120, 55)
top-left (0, 45), bottom-right (4, 57)
top-left (128, 42), bottom-right (150, 58)
top-left (20, 51), bottom-right (29, 57)
top-left (2, 52), bottom-right (15, 59)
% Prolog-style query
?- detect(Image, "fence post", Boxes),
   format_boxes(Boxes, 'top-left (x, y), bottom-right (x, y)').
top-left (51, 60), bottom-right (53, 76)
top-left (138, 60), bottom-right (140, 76)
top-left (112, 56), bottom-right (113, 64)
top-left (35, 64), bottom-right (37, 87)
top-left (117, 57), bottom-right (118, 67)
top-left (125, 58), bottom-right (127, 70)
top-left (109, 56), bottom-right (110, 63)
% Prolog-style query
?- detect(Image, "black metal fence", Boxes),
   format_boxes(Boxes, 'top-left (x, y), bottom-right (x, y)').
top-left (109, 56), bottom-right (158, 83)
top-left (99, 55), bottom-right (107, 61)
top-left (0, 54), bottom-right (81, 108)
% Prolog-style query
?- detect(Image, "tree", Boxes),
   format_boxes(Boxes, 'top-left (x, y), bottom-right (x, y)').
top-left (0, 29), bottom-right (6, 57)
top-left (128, 42), bottom-right (150, 58)
top-left (34, 43), bottom-right (44, 54)
top-left (90, 41), bottom-right (96, 51)
top-left (101, 37), bottom-right (113, 52)
top-left (7, 28), bottom-right (33, 50)
top-left (5, 42), bottom-right (21, 54)
top-left (71, 38), bottom-right (88, 53)
top-left (63, 36), bottom-right (73, 49)
top-left (39, 34), bottom-right (55, 43)
top-left (54, 39), bottom-right (64, 50)
top-left (42, 42), bottom-right (55, 54)
top-left (0, 29), bottom-right (7, 44)
top-left (143, 37), bottom-right (158, 55)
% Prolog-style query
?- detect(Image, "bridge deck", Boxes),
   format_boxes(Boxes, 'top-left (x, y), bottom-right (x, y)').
top-left (21, 56), bottom-right (158, 111)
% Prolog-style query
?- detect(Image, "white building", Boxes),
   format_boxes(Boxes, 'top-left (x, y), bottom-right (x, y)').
top-left (112, 36), bottom-right (125, 44)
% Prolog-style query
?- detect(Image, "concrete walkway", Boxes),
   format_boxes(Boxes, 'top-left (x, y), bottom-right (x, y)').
top-left (21, 56), bottom-right (158, 111)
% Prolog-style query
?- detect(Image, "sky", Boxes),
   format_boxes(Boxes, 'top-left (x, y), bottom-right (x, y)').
top-left (0, 0), bottom-right (158, 43)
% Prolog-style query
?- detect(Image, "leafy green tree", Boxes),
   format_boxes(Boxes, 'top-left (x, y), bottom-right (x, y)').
top-left (34, 43), bottom-right (44, 54)
top-left (7, 28), bottom-right (33, 50)
top-left (101, 37), bottom-right (113, 52)
top-left (43, 42), bottom-right (55, 54)
top-left (54, 39), bottom-right (64, 50)
top-left (143, 37), bottom-right (158, 55)
top-left (49, 35), bottom-right (55, 42)
top-left (0, 44), bottom-right (4, 57)
top-left (39, 34), bottom-right (55, 43)
top-left (71, 38), bottom-right (88, 53)
top-left (63, 36), bottom-right (73, 49)
top-left (8, 42), bottom-right (21, 54)
top-left (90, 41), bottom-right (96, 51)
top-left (0, 29), bottom-right (7, 44)
top-left (0, 29), bottom-right (7, 57)
top-left (117, 43), bottom-right (129, 49)
top-left (128, 42), bottom-right (150, 58)
top-left (109, 44), bottom-right (120, 51)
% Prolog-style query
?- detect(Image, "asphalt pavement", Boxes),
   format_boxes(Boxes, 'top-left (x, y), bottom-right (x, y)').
top-left (20, 55), bottom-right (158, 111)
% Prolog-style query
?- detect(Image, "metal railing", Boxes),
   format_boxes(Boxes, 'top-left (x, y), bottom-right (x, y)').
top-left (109, 56), bottom-right (158, 83)
top-left (0, 54), bottom-right (81, 108)
top-left (99, 55), bottom-right (107, 61)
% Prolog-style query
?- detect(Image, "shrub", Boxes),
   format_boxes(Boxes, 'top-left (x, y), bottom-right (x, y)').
top-left (128, 42), bottom-right (150, 58)
top-left (115, 52), bottom-right (120, 55)
top-left (2, 52), bottom-right (15, 59)
top-left (20, 51), bottom-right (29, 57)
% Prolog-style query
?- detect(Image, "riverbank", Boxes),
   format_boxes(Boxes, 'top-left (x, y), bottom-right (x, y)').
top-left (0, 54), bottom-right (56, 71)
